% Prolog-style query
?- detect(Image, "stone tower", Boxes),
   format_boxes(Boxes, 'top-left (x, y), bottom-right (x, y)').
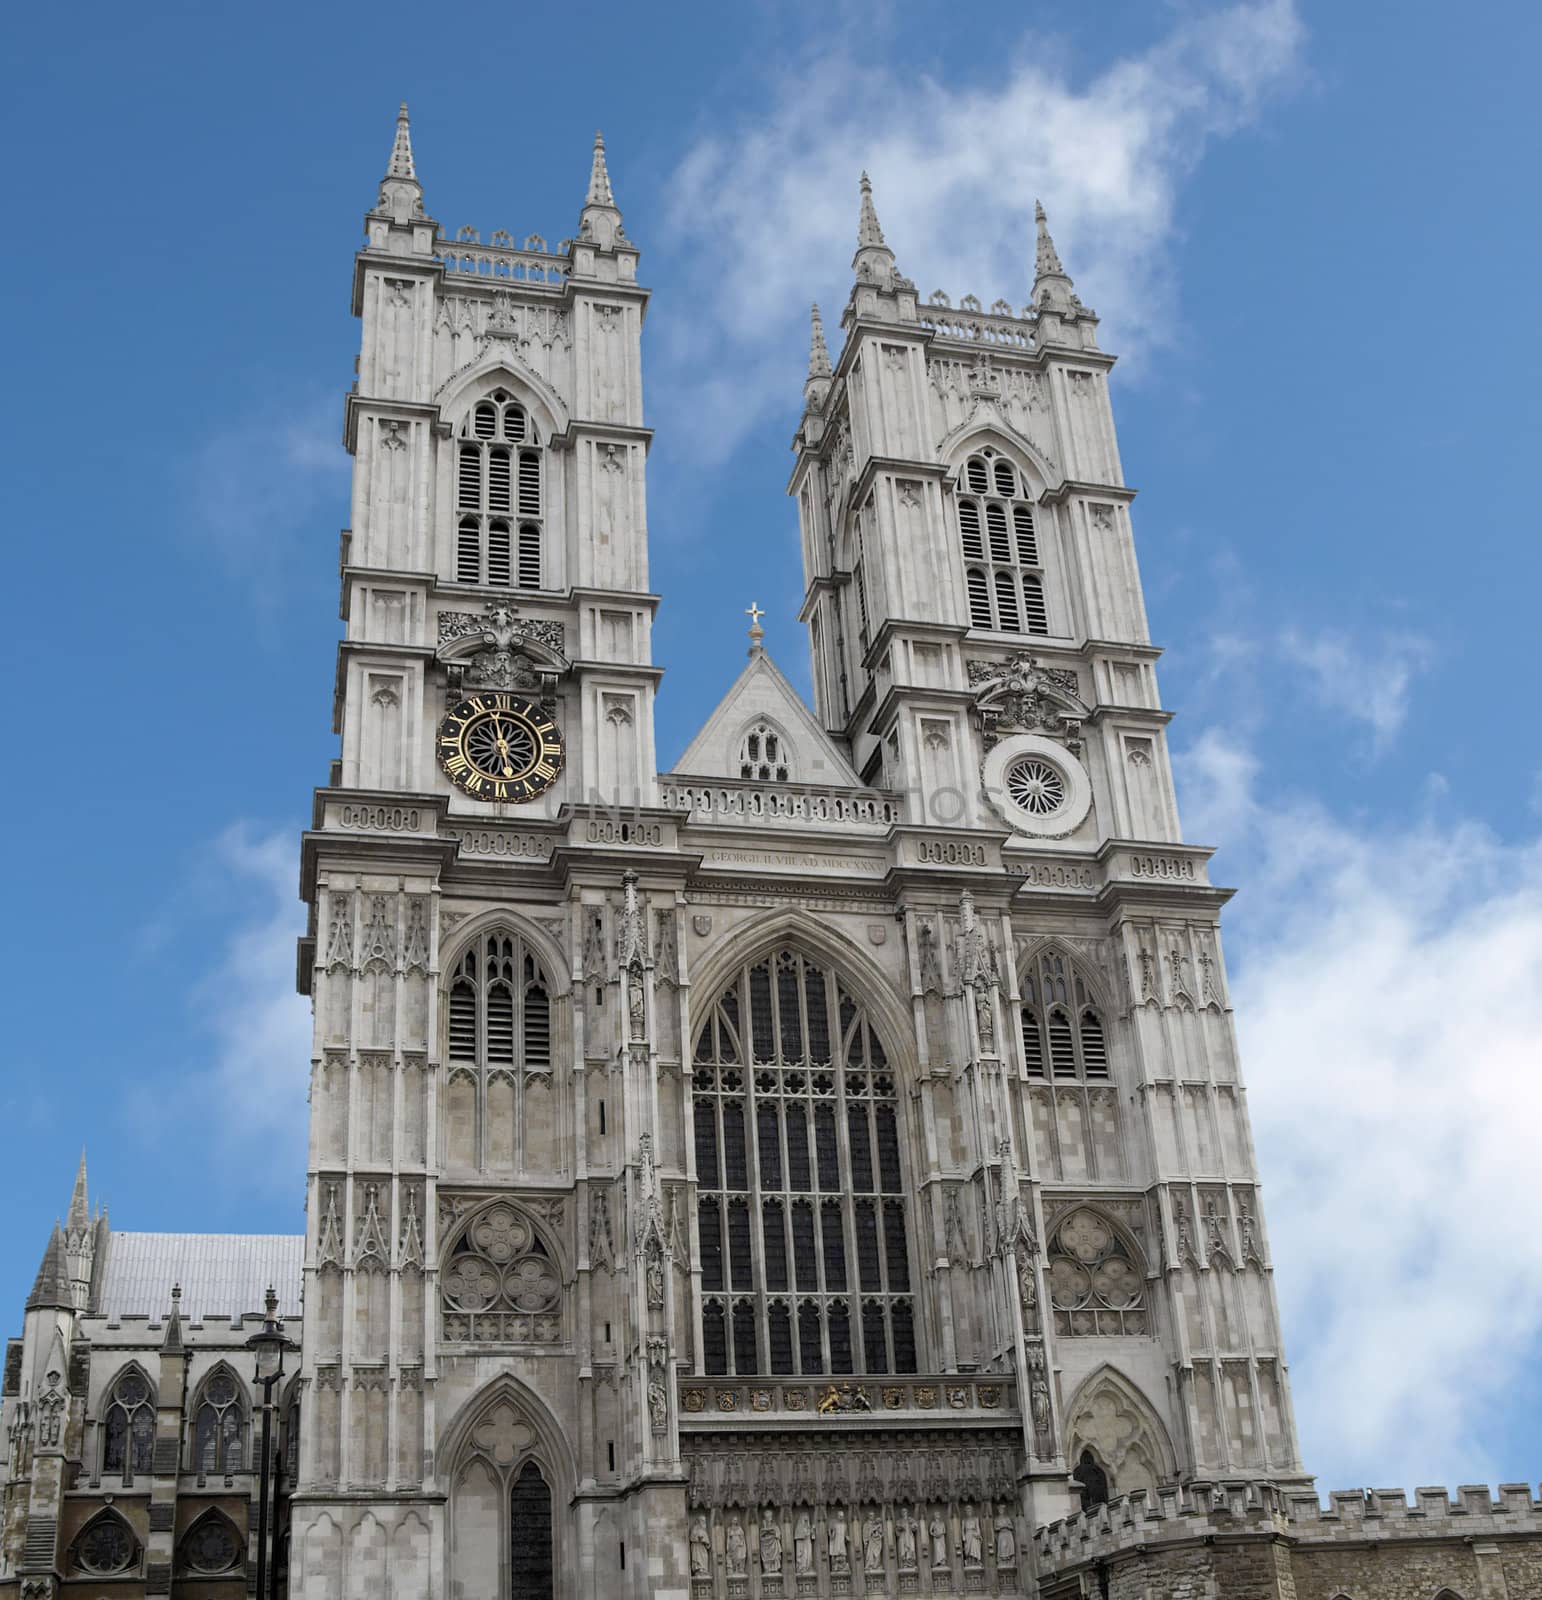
top-left (289, 107), bottom-right (679, 1597)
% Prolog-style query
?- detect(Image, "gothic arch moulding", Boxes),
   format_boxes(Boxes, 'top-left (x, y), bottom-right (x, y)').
top-left (440, 1376), bottom-right (575, 1600)
top-left (734, 713), bottom-right (798, 783)
top-left (1015, 938), bottom-right (1114, 1015)
top-left (70, 1508), bottom-right (140, 1578)
top-left (435, 356), bottom-right (570, 440)
top-left (439, 909), bottom-right (570, 1004)
top-left (937, 419), bottom-right (1061, 498)
top-left (1062, 1365), bottom-right (1177, 1499)
top-left (686, 911), bottom-right (917, 1086)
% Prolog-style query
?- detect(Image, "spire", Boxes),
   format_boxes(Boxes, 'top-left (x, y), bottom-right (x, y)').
top-left (161, 1284), bottom-right (184, 1354)
top-left (804, 304), bottom-right (833, 412)
top-left (850, 171), bottom-right (902, 300)
top-left (1031, 199), bottom-right (1077, 317)
top-left (807, 304), bottom-right (832, 381)
top-left (26, 1224), bottom-right (72, 1311)
top-left (386, 101), bottom-right (416, 180)
top-left (66, 1150), bottom-right (89, 1233)
top-left (857, 171), bottom-right (887, 251)
top-left (577, 129), bottom-right (624, 251)
top-left (586, 130), bottom-right (615, 207)
top-left (1033, 200), bottom-right (1065, 278)
top-left (374, 100), bottom-right (425, 227)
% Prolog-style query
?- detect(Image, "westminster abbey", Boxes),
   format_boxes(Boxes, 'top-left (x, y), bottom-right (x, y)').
top-left (2, 107), bottom-right (1537, 1600)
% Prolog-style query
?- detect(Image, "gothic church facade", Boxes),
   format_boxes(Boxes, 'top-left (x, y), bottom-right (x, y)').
top-left (2, 108), bottom-right (1538, 1600)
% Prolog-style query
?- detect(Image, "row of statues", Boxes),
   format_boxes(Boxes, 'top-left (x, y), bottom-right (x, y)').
top-left (689, 1501), bottom-right (1017, 1579)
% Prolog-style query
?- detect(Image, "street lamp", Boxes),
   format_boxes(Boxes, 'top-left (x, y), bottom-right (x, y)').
top-left (246, 1286), bottom-right (298, 1600)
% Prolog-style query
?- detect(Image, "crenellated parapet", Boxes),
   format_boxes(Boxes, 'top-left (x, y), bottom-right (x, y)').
top-left (1034, 1480), bottom-right (1542, 1597)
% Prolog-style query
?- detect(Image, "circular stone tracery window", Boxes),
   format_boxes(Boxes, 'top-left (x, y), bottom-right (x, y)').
top-left (981, 733), bottom-right (1093, 838)
top-left (183, 1518), bottom-right (240, 1575)
top-left (78, 1520), bottom-right (135, 1575)
top-left (1005, 757), bottom-right (1066, 816)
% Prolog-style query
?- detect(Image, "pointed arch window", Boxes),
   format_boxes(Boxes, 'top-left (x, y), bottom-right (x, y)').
top-left (693, 948), bottom-right (916, 1377)
top-left (456, 389), bottom-right (544, 590)
top-left (101, 1366), bottom-right (156, 1478)
top-left (178, 1509), bottom-right (243, 1577)
top-left (957, 450), bottom-right (1050, 636)
top-left (1020, 950), bottom-right (1110, 1083)
top-left (445, 927), bottom-right (553, 1169)
top-left (440, 1201), bottom-right (562, 1344)
top-left (739, 722), bottom-right (791, 782)
top-left (191, 1365), bottom-right (246, 1475)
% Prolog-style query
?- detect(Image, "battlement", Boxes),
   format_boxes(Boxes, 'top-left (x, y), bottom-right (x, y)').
top-left (1034, 1481), bottom-right (1542, 1574)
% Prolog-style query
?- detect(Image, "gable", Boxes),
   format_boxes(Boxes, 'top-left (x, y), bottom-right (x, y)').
top-left (669, 651), bottom-right (862, 786)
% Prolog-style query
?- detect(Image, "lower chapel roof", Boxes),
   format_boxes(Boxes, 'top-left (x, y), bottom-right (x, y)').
top-left (94, 1231), bottom-right (303, 1323)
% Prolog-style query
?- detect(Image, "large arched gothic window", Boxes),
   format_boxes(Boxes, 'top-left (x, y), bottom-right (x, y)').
top-left (190, 1364), bottom-right (246, 1476)
top-left (441, 1201), bottom-right (562, 1345)
top-left (101, 1366), bottom-right (156, 1479)
top-left (1048, 1208), bottom-right (1147, 1335)
top-left (1020, 948), bottom-right (1109, 1082)
top-left (455, 389), bottom-right (544, 589)
top-left (444, 928), bottom-right (553, 1172)
top-left (692, 948), bottom-right (916, 1377)
top-left (957, 449), bottom-right (1049, 635)
top-left (450, 1396), bottom-right (558, 1600)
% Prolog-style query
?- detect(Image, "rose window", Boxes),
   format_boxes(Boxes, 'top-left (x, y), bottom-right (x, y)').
top-left (1047, 1208), bottom-right (1147, 1335)
top-left (442, 1202), bottom-right (562, 1344)
top-left (1005, 757), bottom-right (1066, 816)
top-left (77, 1520), bottom-right (135, 1576)
top-left (182, 1517), bottom-right (240, 1575)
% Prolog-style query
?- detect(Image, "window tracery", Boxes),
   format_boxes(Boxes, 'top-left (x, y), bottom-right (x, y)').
top-left (72, 1510), bottom-right (138, 1576)
top-left (100, 1366), bottom-right (156, 1478)
top-left (179, 1509), bottom-right (242, 1576)
top-left (739, 722), bottom-right (791, 782)
top-left (1047, 1209), bottom-right (1147, 1335)
top-left (692, 948), bottom-right (916, 1377)
top-left (455, 389), bottom-right (544, 589)
top-left (191, 1364), bottom-right (246, 1475)
top-left (441, 1201), bottom-right (562, 1344)
top-left (1020, 950), bottom-right (1109, 1082)
top-left (957, 449), bottom-right (1049, 635)
top-left (444, 927), bottom-right (553, 1170)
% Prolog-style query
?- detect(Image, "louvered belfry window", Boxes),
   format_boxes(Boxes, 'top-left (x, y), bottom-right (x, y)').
top-left (1020, 949), bottom-right (1109, 1083)
top-left (693, 949), bottom-right (916, 1377)
top-left (958, 449), bottom-right (1049, 635)
top-left (455, 390), bottom-right (544, 589)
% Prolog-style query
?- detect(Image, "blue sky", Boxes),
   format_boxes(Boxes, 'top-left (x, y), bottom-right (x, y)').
top-left (4, 0), bottom-right (1540, 1493)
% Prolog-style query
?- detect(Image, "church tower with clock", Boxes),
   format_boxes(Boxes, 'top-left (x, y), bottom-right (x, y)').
top-left (4, 104), bottom-right (1537, 1600)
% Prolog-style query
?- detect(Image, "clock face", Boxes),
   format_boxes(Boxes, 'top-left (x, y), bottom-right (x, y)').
top-left (436, 693), bottom-right (564, 802)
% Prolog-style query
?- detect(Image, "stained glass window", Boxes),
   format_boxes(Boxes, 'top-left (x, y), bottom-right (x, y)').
top-left (101, 1367), bottom-right (155, 1478)
top-left (693, 948), bottom-right (915, 1375)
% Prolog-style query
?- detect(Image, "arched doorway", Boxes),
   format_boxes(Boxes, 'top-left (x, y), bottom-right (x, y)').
top-left (509, 1461), bottom-right (553, 1598)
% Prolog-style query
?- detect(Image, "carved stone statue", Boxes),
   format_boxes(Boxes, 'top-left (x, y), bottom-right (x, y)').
top-left (794, 1511), bottom-right (814, 1574)
top-left (1018, 1259), bottom-right (1039, 1331)
top-left (994, 1506), bottom-right (1016, 1567)
top-left (961, 1503), bottom-right (983, 1566)
top-left (689, 1514), bottom-right (710, 1577)
top-left (895, 1508), bottom-right (917, 1571)
top-left (974, 985), bottom-right (996, 1052)
top-left (646, 1251), bottom-right (665, 1309)
top-left (726, 1516), bottom-right (747, 1577)
top-left (628, 969), bottom-right (646, 1040)
top-left (828, 1507), bottom-right (849, 1571)
top-left (648, 1380), bottom-right (667, 1435)
top-left (759, 1509), bottom-right (782, 1575)
top-left (758, 1510), bottom-right (783, 1574)
top-left (863, 1513), bottom-right (885, 1575)
top-left (929, 1507), bottom-right (948, 1569)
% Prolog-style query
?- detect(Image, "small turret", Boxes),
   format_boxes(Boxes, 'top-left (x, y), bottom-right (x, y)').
top-left (63, 1150), bottom-right (95, 1311)
top-left (26, 1223), bottom-right (73, 1312)
top-left (577, 130), bottom-right (625, 251)
top-left (852, 171), bottom-right (896, 282)
top-left (375, 101), bottom-right (425, 226)
top-left (805, 304), bottom-right (833, 409)
top-left (1032, 200), bottom-right (1076, 315)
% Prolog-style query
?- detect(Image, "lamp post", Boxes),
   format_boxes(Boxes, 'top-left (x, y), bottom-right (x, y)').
top-left (246, 1286), bottom-right (297, 1600)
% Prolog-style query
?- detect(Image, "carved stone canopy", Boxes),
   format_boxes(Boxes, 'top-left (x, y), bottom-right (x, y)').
top-left (437, 602), bottom-right (569, 697)
top-left (968, 653), bottom-right (1089, 753)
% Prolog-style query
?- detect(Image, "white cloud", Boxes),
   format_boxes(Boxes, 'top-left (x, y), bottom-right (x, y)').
top-left (1278, 626), bottom-right (1433, 752)
top-left (1178, 728), bottom-right (1542, 1487)
top-left (173, 824), bottom-right (312, 1198)
top-left (657, 0), bottom-right (1306, 466)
